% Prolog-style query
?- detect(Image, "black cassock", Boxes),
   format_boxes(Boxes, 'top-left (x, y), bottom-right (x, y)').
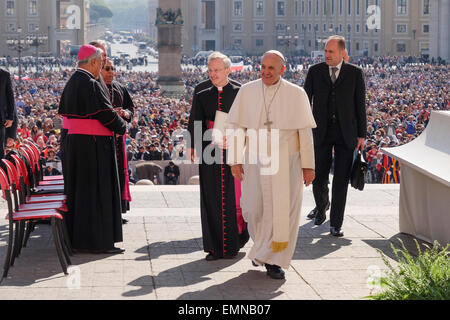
top-left (58, 69), bottom-right (127, 251)
top-left (191, 82), bottom-right (249, 258)
top-left (107, 81), bottom-right (135, 213)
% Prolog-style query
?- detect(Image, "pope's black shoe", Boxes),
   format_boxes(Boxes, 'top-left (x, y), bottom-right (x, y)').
top-left (307, 201), bottom-right (331, 220)
top-left (265, 264), bottom-right (285, 280)
top-left (330, 227), bottom-right (344, 237)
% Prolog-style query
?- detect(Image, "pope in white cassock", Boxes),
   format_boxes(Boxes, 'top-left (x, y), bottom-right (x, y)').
top-left (226, 51), bottom-right (317, 280)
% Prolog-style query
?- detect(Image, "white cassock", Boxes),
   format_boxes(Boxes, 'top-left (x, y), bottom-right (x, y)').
top-left (226, 78), bottom-right (316, 269)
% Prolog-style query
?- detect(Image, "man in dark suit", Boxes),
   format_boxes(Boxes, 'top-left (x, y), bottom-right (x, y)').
top-left (0, 68), bottom-right (15, 157)
top-left (304, 36), bottom-right (367, 237)
top-left (133, 145), bottom-right (148, 161)
top-left (164, 161), bottom-right (180, 185)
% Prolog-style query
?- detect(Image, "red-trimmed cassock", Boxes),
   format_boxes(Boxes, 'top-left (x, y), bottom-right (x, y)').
top-left (192, 82), bottom-right (249, 259)
top-left (58, 68), bottom-right (127, 251)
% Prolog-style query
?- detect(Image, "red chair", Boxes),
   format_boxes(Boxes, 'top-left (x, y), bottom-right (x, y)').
top-left (26, 145), bottom-right (64, 187)
top-left (2, 159), bottom-right (66, 212)
top-left (3, 156), bottom-right (72, 255)
top-left (18, 148), bottom-right (64, 194)
top-left (10, 154), bottom-right (66, 204)
top-left (23, 141), bottom-right (64, 182)
top-left (1, 168), bottom-right (70, 282)
top-left (22, 140), bottom-right (41, 164)
top-left (22, 145), bottom-right (41, 178)
top-left (22, 144), bottom-right (63, 186)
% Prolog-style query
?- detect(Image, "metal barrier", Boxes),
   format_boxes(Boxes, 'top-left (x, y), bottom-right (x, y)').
top-left (129, 160), bottom-right (199, 185)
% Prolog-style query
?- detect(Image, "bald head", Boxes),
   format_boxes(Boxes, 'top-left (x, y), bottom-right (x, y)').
top-left (325, 36), bottom-right (346, 67)
top-left (326, 35), bottom-right (346, 50)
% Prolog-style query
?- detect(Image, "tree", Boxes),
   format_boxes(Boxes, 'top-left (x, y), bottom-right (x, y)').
top-left (104, 0), bottom-right (149, 31)
top-left (90, 0), bottom-right (113, 23)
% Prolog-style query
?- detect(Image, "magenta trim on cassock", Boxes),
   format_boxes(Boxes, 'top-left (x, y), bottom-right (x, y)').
top-left (121, 134), bottom-right (132, 202)
top-left (234, 178), bottom-right (246, 234)
top-left (209, 120), bottom-right (246, 234)
top-left (62, 117), bottom-right (68, 129)
top-left (66, 119), bottom-right (113, 136)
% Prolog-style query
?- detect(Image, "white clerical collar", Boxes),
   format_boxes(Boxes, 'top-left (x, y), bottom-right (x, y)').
top-left (330, 60), bottom-right (344, 71)
top-left (216, 80), bottom-right (229, 92)
top-left (77, 68), bottom-right (95, 79)
top-left (263, 78), bottom-right (283, 90)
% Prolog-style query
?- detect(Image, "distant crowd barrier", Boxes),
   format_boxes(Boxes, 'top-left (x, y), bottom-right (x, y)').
top-left (383, 111), bottom-right (450, 246)
top-left (129, 161), bottom-right (199, 185)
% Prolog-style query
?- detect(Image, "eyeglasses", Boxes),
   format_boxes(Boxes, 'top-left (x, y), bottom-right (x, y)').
top-left (103, 66), bottom-right (115, 71)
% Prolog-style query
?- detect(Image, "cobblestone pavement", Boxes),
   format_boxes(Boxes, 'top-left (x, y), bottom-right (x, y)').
top-left (0, 184), bottom-right (425, 300)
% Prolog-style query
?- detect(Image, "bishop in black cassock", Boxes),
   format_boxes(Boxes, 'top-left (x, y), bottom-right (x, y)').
top-left (101, 59), bottom-right (135, 214)
top-left (109, 81), bottom-right (134, 213)
top-left (58, 45), bottom-right (127, 253)
top-left (188, 53), bottom-right (249, 260)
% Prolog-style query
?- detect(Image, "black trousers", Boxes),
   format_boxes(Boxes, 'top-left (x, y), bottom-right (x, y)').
top-left (313, 123), bottom-right (354, 229)
top-left (0, 126), bottom-right (5, 158)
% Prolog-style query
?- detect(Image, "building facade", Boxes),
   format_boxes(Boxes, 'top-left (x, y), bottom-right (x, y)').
top-left (1, 0), bottom-right (53, 57)
top-left (0, 0), bottom-right (98, 57)
top-left (149, 0), bottom-right (158, 40)
top-left (381, 0), bottom-right (431, 57)
top-left (429, 0), bottom-right (450, 61)
top-left (179, 0), bottom-right (434, 58)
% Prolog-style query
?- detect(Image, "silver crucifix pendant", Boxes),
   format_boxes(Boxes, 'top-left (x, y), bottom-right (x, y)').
top-left (264, 121), bottom-right (273, 131)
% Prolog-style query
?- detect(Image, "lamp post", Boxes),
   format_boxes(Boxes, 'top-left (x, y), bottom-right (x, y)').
top-left (277, 26), bottom-right (299, 56)
top-left (285, 26), bottom-right (291, 53)
top-left (31, 26), bottom-right (48, 71)
top-left (275, 24), bottom-right (282, 51)
top-left (314, 25), bottom-right (318, 51)
top-left (302, 25), bottom-right (307, 54)
top-left (6, 27), bottom-right (33, 84)
top-left (329, 27), bottom-right (335, 36)
top-left (277, 34), bottom-right (284, 54)
top-left (347, 25), bottom-right (351, 56)
top-left (221, 25), bottom-right (225, 51)
top-left (193, 25), bottom-right (198, 54)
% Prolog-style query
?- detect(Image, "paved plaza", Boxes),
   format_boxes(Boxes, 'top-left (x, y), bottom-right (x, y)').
top-left (0, 184), bottom-right (425, 300)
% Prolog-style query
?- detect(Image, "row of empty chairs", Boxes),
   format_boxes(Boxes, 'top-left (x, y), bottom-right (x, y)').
top-left (1, 140), bottom-right (72, 282)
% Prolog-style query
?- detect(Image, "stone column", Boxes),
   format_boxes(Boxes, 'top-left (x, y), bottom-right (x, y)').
top-left (157, 0), bottom-right (185, 97)
top-left (430, 0), bottom-right (450, 61)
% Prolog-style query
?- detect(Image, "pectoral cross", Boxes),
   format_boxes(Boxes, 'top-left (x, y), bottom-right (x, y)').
top-left (264, 120), bottom-right (273, 131)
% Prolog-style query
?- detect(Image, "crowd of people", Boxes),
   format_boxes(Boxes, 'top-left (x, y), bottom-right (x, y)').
top-left (5, 54), bottom-right (449, 184)
top-left (0, 56), bottom-right (75, 71)
top-left (3, 38), bottom-right (448, 279)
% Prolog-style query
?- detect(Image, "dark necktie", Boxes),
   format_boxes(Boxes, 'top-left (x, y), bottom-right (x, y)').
top-left (331, 67), bottom-right (338, 84)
